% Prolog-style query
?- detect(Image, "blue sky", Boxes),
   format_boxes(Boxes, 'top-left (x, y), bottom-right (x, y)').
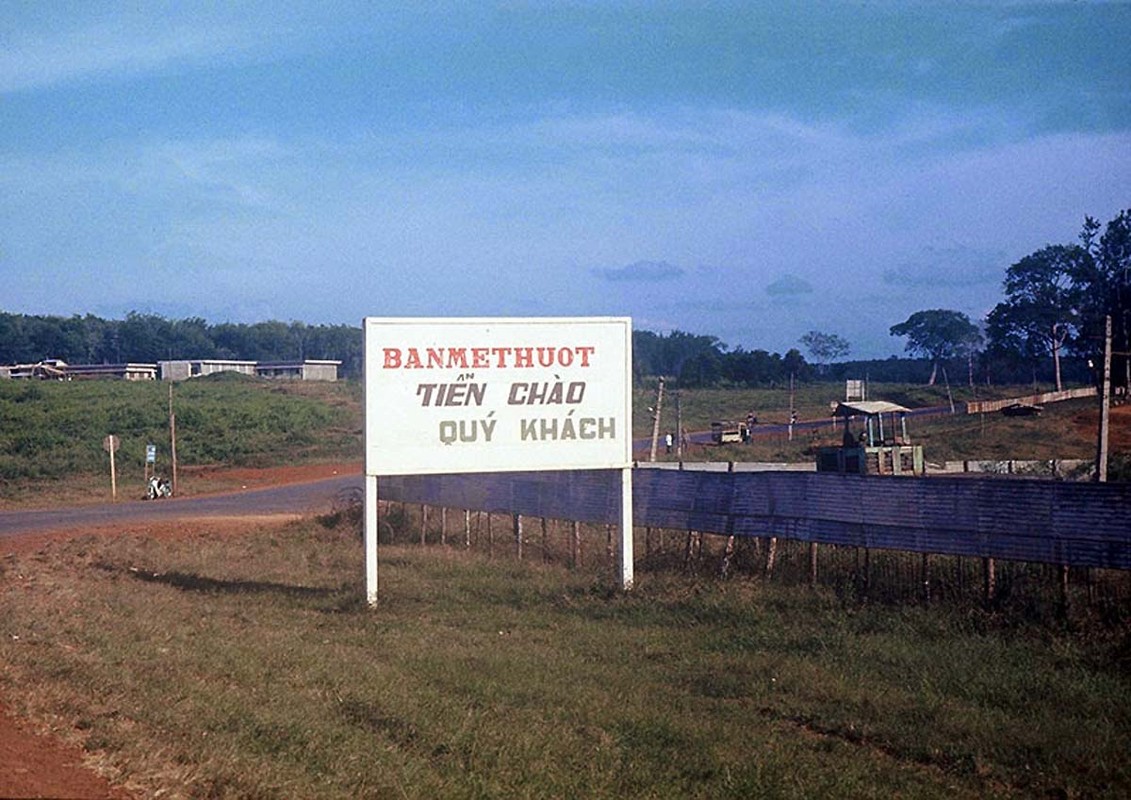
top-left (3, 1), bottom-right (1129, 358)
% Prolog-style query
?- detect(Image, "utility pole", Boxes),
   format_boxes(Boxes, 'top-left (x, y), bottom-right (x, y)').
top-left (1096, 315), bottom-right (1112, 483)
top-left (675, 390), bottom-right (683, 460)
top-left (788, 371), bottom-right (796, 442)
top-left (169, 380), bottom-right (179, 495)
top-left (648, 376), bottom-right (665, 462)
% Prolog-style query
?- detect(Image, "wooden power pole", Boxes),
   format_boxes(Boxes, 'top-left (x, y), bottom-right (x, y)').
top-left (648, 376), bottom-right (665, 462)
top-left (169, 380), bottom-right (179, 495)
top-left (1096, 315), bottom-right (1112, 483)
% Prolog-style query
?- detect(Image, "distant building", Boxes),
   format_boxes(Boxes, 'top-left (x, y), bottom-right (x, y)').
top-left (66, 363), bottom-right (158, 381)
top-left (255, 359), bottom-right (341, 381)
top-left (158, 359), bottom-right (258, 381)
top-left (0, 359), bottom-right (157, 381)
top-left (158, 358), bottom-right (340, 382)
top-left (0, 359), bottom-right (69, 379)
top-left (3, 357), bottom-right (341, 382)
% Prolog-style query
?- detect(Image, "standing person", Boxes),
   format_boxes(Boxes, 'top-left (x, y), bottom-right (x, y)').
top-left (664, 432), bottom-right (673, 454)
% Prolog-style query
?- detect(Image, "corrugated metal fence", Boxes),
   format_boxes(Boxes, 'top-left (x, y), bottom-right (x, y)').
top-left (376, 467), bottom-right (1131, 571)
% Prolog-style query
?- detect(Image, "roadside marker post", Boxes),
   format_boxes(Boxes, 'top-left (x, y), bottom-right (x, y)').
top-left (102, 434), bottom-right (120, 500)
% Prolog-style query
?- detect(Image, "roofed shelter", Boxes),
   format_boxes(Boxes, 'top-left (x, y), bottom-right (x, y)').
top-left (817, 400), bottom-right (924, 476)
top-left (835, 401), bottom-right (912, 447)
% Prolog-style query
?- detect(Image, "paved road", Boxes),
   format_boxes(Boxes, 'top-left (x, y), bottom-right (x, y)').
top-left (5, 404), bottom-right (962, 539)
top-left (0, 475), bottom-right (364, 543)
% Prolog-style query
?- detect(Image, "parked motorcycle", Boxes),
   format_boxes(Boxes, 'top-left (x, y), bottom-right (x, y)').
top-left (146, 475), bottom-right (172, 500)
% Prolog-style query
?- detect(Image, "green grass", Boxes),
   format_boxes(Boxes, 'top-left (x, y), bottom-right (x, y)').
top-left (0, 376), bottom-right (1114, 503)
top-left (636, 383), bottom-right (1109, 465)
top-left (631, 380), bottom-right (1042, 438)
top-left (0, 374), bottom-right (361, 496)
top-left (1, 519), bottom-right (1127, 798)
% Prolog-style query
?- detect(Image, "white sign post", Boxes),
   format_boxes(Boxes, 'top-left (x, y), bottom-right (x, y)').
top-left (363, 317), bottom-right (634, 606)
top-left (102, 434), bottom-right (120, 500)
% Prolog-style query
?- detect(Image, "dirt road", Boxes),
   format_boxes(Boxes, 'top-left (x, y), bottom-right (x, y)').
top-left (0, 473), bottom-right (362, 543)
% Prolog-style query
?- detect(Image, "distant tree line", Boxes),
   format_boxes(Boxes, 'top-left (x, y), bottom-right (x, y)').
top-left (2, 208), bottom-right (1124, 390)
top-left (0, 312), bottom-right (364, 378)
top-left (0, 311), bottom-right (1092, 389)
top-left (632, 330), bottom-right (810, 387)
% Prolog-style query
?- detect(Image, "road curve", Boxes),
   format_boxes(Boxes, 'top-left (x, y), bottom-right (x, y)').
top-left (0, 475), bottom-right (365, 543)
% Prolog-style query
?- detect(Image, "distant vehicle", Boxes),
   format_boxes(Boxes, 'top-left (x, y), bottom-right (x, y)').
top-left (710, 421), bottom-right (748, 444)
top-left (1001, 403), bottom-right (1043, 417)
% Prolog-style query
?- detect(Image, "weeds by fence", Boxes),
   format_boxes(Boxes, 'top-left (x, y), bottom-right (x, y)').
top-left (345, 499), bottom-right (1131, 629)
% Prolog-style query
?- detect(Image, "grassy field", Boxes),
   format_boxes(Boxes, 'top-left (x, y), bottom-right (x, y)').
top-left (1, 375), bottom-right (1122, 502)
top-left (1, 517), bottom-right (1128, 799)
top-left (635, 380), bottom-right (1117, 466)
top-left (632, 379), bottom-right (1042, 435)
top-left (0, 374), bottom-right (362, 503)
top-left (1, 378), bottom-right (1127, 797)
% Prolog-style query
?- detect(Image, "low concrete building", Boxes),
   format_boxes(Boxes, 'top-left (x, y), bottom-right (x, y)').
top-left (5, 357), bottom-right (341, 382)
top-left (159, 359), bottom-right (258, 381)
top-left (0, 360), bottom-right (158, 380)
top-left (158, 358), bottom-right (340, 381)
top-left (0, 359), bottom-right (68, 379)
top-left (67, 362), bottom-right (158, 381)
top-left (255, 359), bottom-right (341, 381)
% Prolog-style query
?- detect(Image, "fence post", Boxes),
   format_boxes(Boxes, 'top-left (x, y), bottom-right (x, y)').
top-left (808, 542), bottom-right (818, 586)
top-left (764, 537), bottom-right (778, 579)
top-left (513, 514), bottom-right (523, 560)
top-left (420, 504), bottom-right (427, 546)
top-left (719, 535), bottom-right (736, 578)
top-left (1059, 564), bottom-right (1070, 618)
top-left (983, 557), bottom-right (996, 606)
top-left (921, 553), bottom-right (931, 603)
top-left (683, 531), bottom-right (701, 573)
top-left (464, 509), bottom-right (471, 549)
top-left (571, 521), bottom-right (581, 569)
top-left (440, 507), bottom-right (447, 546)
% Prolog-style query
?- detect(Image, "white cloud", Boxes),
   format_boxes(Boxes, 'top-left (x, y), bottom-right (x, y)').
top-left (0, 11), bottom-right (291, 94)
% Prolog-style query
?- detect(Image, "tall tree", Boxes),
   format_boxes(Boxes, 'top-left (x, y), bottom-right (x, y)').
top-left (1078, 209), bottom-right (1131, 390)
top-left (889, 309), bottom-right (982, 386)
top-left (799, 330), bottom-right (849, 375)
top-left (986, 244), bottom-right (1087, 391)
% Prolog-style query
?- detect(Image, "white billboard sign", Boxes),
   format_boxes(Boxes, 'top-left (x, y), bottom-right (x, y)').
top-left (363, 317), bottom-right (632, 476)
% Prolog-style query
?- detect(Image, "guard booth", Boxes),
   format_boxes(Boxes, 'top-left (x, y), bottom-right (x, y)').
top-left (817, 401), bottom-right (925, 476)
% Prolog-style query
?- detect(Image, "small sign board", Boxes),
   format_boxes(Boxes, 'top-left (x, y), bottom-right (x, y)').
top-left (146, 444), bottom-right (157, 464)
top-left (102, 434), bottom-right (120, 453)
